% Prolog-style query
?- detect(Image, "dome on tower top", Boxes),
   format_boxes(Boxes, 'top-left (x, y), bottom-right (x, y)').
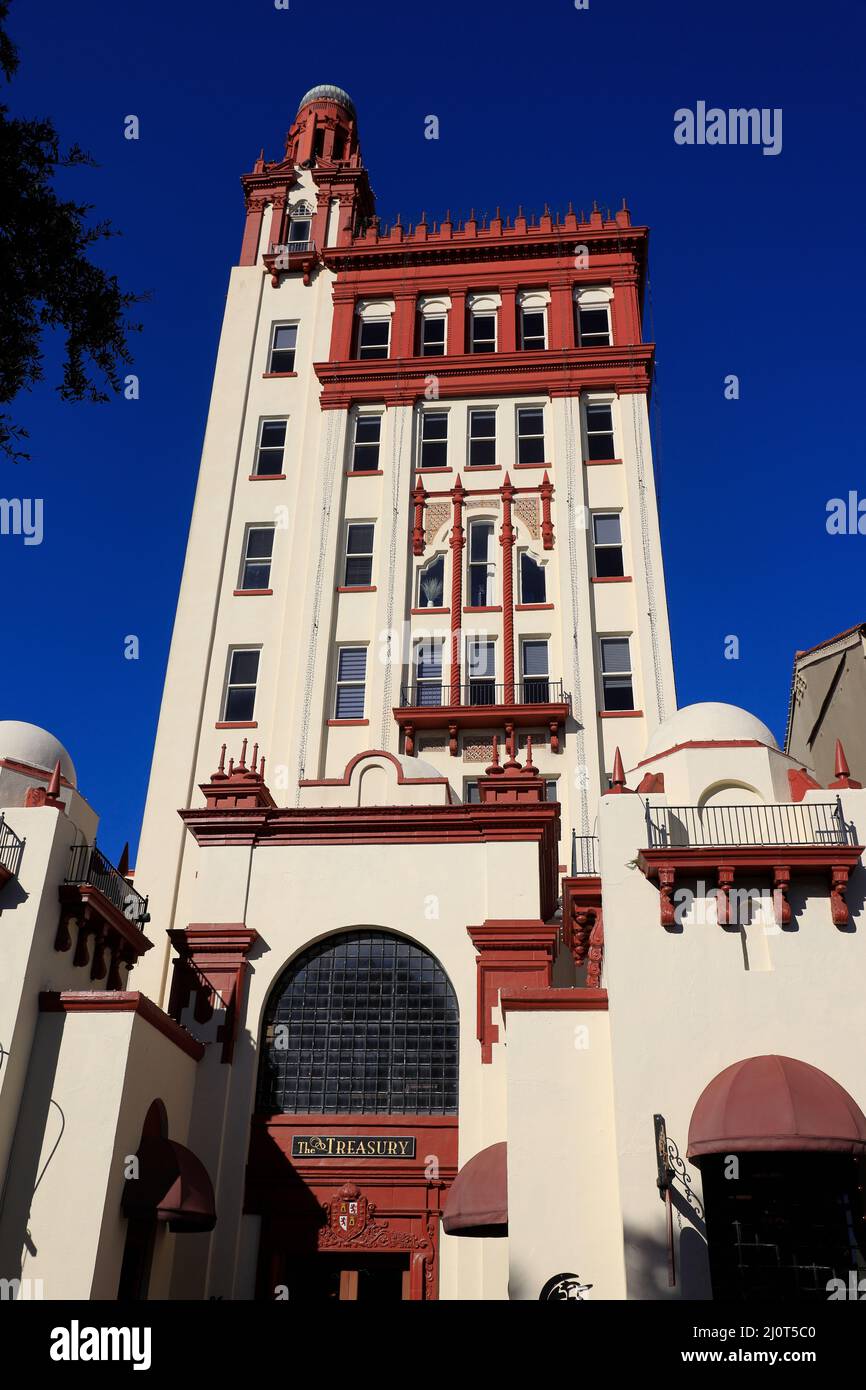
top-left (297, 85), bottom-right (356, 119)
top-left (0, 719), bottom-right (77, 786)
top-left (642, 702), bottom-right (779, 761)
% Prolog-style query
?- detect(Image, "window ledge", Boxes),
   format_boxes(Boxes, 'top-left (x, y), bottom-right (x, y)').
top-left (327, 718), bottom-right (370, 727)
top-left (513, 462), bottom-right (551, 470)
top-left (463, 605), bottom-right (503, 613)
top-left (216, 721), bottom-right (259, 729)
top-left (233, 588), bottom-right (273, 597)
top-left (411, 606), bottom-right (449, 615)
top-left (599, 709), bottom-right (643, 718)
top-left (465, 465), bottom-right (500, 472)
top-left (336, 585), bottom-right (377, 593)
top-left (592, 576), bottom-right (632, 584)
top-left (345, 469), bottom-right (383, 477)
top-left (415, 467), bottom-right (453, 474)
top-left (515, 602), bottom-right (554, 610)
top-left (262, 371), bottom-right (298, 379)
top-left (248, 473), bottom-right (286, 482)
top-left (584, 457), bottom-right (622, 466)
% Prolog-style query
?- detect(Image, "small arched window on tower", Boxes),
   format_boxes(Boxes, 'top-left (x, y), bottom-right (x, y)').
top-left (257, 931), bottom-right (460, 1115)
top-left (287, 200), bottom-right (314, 249)
top-left (332, 127), bottom-right (346, 160)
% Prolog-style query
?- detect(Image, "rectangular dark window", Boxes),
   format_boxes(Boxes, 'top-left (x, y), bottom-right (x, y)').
top-left (420, 316), bottom-right (446, 356)
top-left (467, 638), bottom-right (495, 704)
top-left (585, 403), bottom-right (616, 460)
top-left (517, 407), bottom-right (545, 465)
top-left (544, 779), bottom-right (558, 802)
top-left (269, 324), bottom-right (297, 373)
top-left (352, 415), bottom-right (381, 472)
top-left (414, 639), bottom-right (443, 706)
top-left (288, 217), bottom-right (311, 245)
top-left (334, 647), bottom-right (366, 719)
top-left (420, 412), bottom-right (448, 469)
top-left (468, 520), bottom-right (495, 607)
top-left (468, 409), bottom-right (496, 468)
top-left (601, 636), bottom-right (634, 711)
top-left (520, 308), bottom-right (547, 350)
top-left (223, 649), bottom-right (260, 722)
top-left (344, 524), bottom-right (375, 587)
top-left (519, 551), bottom-right (547, 603)
top-left (358, 319), bottom-right (390, 359)
top-left (521, 639), bottom-right (550, 703)
top-left (470, 313), bottom-right (496, 353)
top-left (464, 780), bottom-right (481, 804)
top-left (593, 513), bottom-right (625, 577)
top-left (240, 527), bottom-right (274, 590)
top-left (255, 419), bottom-right (287, 476)
top-left (578, 306), bottom-right (611, 346)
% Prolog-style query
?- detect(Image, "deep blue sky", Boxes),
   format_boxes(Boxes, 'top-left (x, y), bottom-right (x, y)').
top-left (2, 0), bottom-right (864, 859)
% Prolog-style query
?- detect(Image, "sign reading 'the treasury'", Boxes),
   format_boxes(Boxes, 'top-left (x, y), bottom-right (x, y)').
top-left (291, 1135), bottom-right (416, 1160)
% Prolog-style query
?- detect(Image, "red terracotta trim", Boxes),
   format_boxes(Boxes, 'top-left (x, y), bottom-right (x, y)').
top-left (233, 588), bottom-right (273, 596)
top-left (248, 474), bottom-right (286, 482)
top-left (336, 585), bottom-right (377, 593)
top-left (584, 457), bottom-right (623, 466)
top-left (262, 372), bottom-right (298, 379)
top-left (0, 757), bottom-right (74, 789)
top-left (592, 576), bottom-right (632, 584)
top-left (463, 605), bottom-right (503, 613)
top-left (39, 990), bottom-right (205, 1061)
top-left (599, 710), bottom-right (643, 718)
top-left (633, 738), bottom-right (776, 768)
top-left (327, 718), bottom-right (369, 727)
top-left (501, 987), bottom-right (609, 1014)
top-left (300, 749), bottom-right (453, 794)
top-left (515, 602), bottom-right (554, 611)
top-left (411, 606), bottom-right (449, 615)
top-left (414, 467), bottom-right (452, 474)
top-left (345, 469), bottom-right (384, 477)
top-left (216, 721), bottom-right (258, 729)
top-left (464, 465), bottom-right (500, 472)
top-left (795, 622), bottom-right (866, 658)
top-left (513, 462), bottom-right (551, 470)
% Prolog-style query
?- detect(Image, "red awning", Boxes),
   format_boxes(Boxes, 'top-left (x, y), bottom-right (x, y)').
top-left (442, 1141), bottom-right (507, 1236)
top-left (688, 1055), bottom-right (866, 1162)
top-left (122, 1136), bottom-right (216, 1233)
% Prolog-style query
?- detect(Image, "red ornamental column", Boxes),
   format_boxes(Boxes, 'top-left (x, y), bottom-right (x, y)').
top-left (412, 480), bottom-right (427, 556)
top-left (540, 472), bottom-right (555, 549)
top-left (329, 296), bottom-right (356, 363)
top-left (392, 292), bottom-right (417, 358)
top-left (239, 196), bottom-right (265, 266)
top-left (267, 194), bottom-right (287, 254)
top-left (499, 288), bottom-right (517, 353)
top-left (450, 290), bottom-right (466, 356)
top-left (549, 279), bottom-right (574, 349)
top-left (501, 473), bottom-right (516, 704)
top-left (449, 476), bottom-right (466, 704)
top-left (610, 269), bottom-right (641, 346)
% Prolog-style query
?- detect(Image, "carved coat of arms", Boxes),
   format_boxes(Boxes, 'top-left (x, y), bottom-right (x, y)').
top-left (328, 1182), bottom-right (370, 1240)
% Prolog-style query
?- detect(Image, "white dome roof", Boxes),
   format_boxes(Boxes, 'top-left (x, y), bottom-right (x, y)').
top-left (0, 720), bottom-right (77, 787)
top-left (642, 703), bottom-right (778, 760)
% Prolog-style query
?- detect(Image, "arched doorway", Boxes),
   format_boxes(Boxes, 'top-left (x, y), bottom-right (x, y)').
top-left (246, 931), bottom-right (460, 1300)
top-left (689, 1055), bottom-right (866, 1301)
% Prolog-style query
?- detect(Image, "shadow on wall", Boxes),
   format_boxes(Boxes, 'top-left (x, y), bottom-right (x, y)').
top-left (624, 1220), bottom-right (712, 1301)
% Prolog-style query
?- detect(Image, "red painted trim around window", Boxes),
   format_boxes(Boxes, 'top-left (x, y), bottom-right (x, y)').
top-left (345, 469), bottom-right (383, 476)
top-left (415, 467), bottom-right (453, 475)
top-left (591, 576), bottom-right (632, 584)
top-left (327, 718), bottom-right (370, 726)
top-left (248, 473), bottom-right (286, 482)
top-left (513, 462), bottom-right (551, 470)
top-left (336, 585), bottom-right (377, 593)
top-left (411, 606), bottom-right (449, 615)
top-left (515, 602), bottom-right (554, 611)
top-left (216, 721), bottom-right (259, 729)
top-left (464, 465), bottom-right (499, 472)
top-left (262, 372), bottom-right (298, 379)
top-left (234, 588), bottom-right (273, 596)
top-left (598, 710), bottom-right (643, 718)
top-left (584, 457), bottom-right (623, 466)
top-left (463, 605), bottom-right (503, 613)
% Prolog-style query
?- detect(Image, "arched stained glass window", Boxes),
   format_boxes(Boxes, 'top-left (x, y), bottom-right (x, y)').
top-left (257, 931), bottom-right (459, 1115)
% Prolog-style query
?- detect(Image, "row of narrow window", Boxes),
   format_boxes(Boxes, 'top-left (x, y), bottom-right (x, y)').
top-left (252, 403), bottom-right (617, 479)
top-left (221, 633), bottom-right (634, 724)
top-left (265, 302), bottom-right (612, 375)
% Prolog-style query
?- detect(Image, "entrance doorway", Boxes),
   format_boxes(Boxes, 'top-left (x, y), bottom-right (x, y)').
top-left (278, 1253), bottom-right (410, 1301)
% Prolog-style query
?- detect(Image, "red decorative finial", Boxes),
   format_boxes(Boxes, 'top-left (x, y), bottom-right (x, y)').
top-left (47, 760), bottom-right (62, 798)
top-left (117, 842), bottom-right (130, 878)
top-left (251, 743), bottom-right (259, 773)
top-left (605, 747), bottom-right (634, 795)
top-left (239, 738), bottom-right (248, 770)
top-left (830, 739), bottom-right (862, 789)
top-left (217, 744), bottom-right (227, 775)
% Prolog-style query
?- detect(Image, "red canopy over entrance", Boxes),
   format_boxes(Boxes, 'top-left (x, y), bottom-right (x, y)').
top-left (688, 1055), bottom-right (866, 1162)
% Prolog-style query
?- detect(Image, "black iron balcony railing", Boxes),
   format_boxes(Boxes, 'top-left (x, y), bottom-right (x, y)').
top-left (399, 679), bottom-right (567, 708)
top-left (0, 813), bottom-right (25, 880)
top-left (65, 844), bottom-right (150, 926)
top-left (571, 832), bottom-right (599, 876)
top-left (645, 799), bottom-right (856, 850)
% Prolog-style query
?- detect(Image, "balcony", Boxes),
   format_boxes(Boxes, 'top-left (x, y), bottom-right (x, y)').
top-left (56, 843), bottom-right (153, 985)
top-left (0, 813), bottom-right (25, 887)
top-left (394, 680), bottom-right (570, 756)
top-left (263, 239), bottom-right (318, 285)
top-left (637, 799), bottom-right (863, 928)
